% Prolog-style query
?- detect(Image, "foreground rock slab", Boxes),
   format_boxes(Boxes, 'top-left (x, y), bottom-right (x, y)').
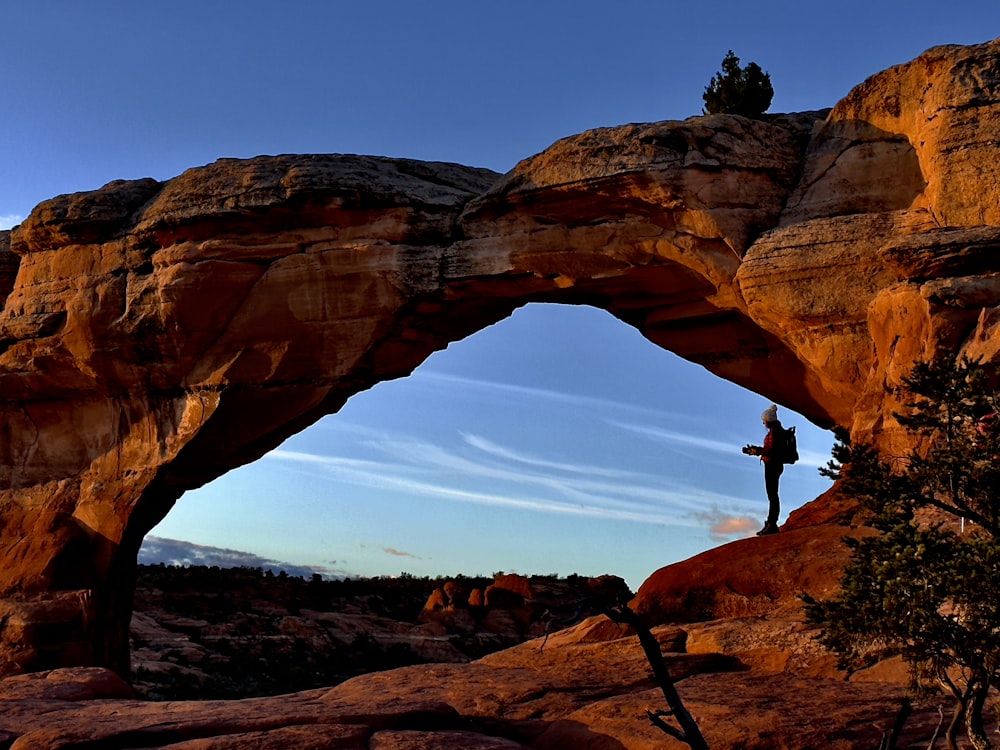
top-left (0, 620), bottom-right (964, 750)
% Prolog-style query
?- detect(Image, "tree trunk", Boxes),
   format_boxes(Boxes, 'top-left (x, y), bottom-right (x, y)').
top-left (965, 680), bottom-right (992, 750)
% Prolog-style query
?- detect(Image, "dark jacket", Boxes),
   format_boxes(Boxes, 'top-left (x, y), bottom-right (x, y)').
top-left (760, 421), bottom-right (783, 463)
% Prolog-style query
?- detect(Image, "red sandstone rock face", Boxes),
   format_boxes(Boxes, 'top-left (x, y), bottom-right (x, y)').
top-left (632, 524), bottom-right (860, 624)
top-left (1, 39), bottom-right (1000, 691)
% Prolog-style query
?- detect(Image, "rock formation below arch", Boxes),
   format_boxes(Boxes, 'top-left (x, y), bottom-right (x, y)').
top-left (2, 38), bottom-right (1000, 679)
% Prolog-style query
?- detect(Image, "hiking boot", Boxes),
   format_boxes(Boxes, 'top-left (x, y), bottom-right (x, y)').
top-left (756, 523), bottom-right (779, 536)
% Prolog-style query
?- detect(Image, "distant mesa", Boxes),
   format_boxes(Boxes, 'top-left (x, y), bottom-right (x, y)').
top-left (2, 38), bottom-right (1000, 688)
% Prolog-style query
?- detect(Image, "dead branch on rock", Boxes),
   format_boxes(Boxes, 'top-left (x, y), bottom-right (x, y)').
top-left (604, 604), bottom-right (710, 750)
top-left (538, 598), bottom-right (597, 653)
top-left (927, 705), bottom-right (945, 750)
top-left (876, 698), bottom-right (911, 750)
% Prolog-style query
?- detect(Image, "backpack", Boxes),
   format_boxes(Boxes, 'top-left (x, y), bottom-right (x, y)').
top-left (778, 425), bottom-right (799, 465)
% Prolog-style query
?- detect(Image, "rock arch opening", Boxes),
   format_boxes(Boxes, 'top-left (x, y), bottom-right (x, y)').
top-left (144, 303), bottom-right (834, 590)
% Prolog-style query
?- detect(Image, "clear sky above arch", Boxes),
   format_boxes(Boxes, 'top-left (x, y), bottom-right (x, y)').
top-left (3, 2), bottom-right (997, 226)
top-left (4, 2), bottom-right (998, 586)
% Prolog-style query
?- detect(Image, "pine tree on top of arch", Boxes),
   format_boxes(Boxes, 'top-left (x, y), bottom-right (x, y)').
top-left (702, 50), bottom-right (774, 118)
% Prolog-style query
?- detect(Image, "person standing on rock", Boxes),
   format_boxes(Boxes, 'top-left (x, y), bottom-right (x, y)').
top-left (742, 404), bottom-right (784, 536)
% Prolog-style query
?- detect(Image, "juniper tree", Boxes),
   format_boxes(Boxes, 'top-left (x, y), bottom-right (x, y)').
top-left (702, 50), bottom-right (773, 117)
top-left (805, 357), bottom-right (1000, 750)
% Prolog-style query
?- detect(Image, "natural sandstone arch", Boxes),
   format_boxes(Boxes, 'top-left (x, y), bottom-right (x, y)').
top-left (0, 117), bottom-right (826, 677)
top-left (2, 37), bottom-right (1000, 678)
top-left (158, 299), bottom-right (836, 590)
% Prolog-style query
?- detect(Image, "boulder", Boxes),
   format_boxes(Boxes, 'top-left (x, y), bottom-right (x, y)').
top-left (631, 522), bottom-right (868, 624)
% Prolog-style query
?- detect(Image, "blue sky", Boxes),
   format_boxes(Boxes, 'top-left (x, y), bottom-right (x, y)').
top-left (3, 3), bottom-right (998, 587)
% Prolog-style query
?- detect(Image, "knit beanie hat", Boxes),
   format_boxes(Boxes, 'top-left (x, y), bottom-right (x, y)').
top-left (761, 404), bottom-right (778, 423)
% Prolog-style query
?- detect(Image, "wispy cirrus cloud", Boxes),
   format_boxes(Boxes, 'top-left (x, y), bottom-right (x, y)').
top-left (609, 417), bottom-right (831, 470)
top-left (384, 368), bottom-right (765, 480)
top-left (267, 423), bottom-right (756, 527)
top-left (607, 419), bottom-right (742, 456)
top-left (383, 547), bottom-right (419, 558)
top-left (411, 371), bottom-right (761, 470)
top-left (271, 446), bottom-right (683, 524)
top-left (413, 370), bottom-right (690, 423)
top-left (793, 448), bottom-right (834, 470)
top-left (461, 432), bottom-right (640, 479)
top-left (266, 369), bottom-right (775, 539)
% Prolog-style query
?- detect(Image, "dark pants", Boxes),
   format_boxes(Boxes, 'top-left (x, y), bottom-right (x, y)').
top-left (764, 461), bottom-right (783, 526)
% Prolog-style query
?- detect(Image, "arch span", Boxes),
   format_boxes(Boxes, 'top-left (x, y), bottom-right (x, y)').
top-left (0, 121), bottom-right (827, 675)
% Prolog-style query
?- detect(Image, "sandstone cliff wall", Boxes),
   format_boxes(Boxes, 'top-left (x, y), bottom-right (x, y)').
top-left (1, 38), bottom-right (999, 677)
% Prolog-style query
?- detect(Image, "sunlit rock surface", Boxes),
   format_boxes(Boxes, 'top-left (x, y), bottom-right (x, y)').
top-left (0, 624), bottom-right (960, 749)
top-left (1, 36), bottom-right (1000, 749)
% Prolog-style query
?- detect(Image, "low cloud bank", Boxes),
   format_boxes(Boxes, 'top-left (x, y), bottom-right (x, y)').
top-left (139, 536), bottom-right (337, 579)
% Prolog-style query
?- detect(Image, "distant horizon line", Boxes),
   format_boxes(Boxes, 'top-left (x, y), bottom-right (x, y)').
top-left (138, 534), bottom-right (631, 583)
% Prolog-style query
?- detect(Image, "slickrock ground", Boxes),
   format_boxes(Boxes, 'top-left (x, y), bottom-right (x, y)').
top-left (0, 610), bottom-right (968, 749)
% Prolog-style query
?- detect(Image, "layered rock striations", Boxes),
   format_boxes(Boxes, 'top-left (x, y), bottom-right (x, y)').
top-left (1, 38), bottom-right (999, 703)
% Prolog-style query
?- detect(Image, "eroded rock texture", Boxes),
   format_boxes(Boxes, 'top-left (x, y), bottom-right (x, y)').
top-left (0, 623), bottom-right (967, 749)
top-left (1, 38), bottom-right (1000, 689)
